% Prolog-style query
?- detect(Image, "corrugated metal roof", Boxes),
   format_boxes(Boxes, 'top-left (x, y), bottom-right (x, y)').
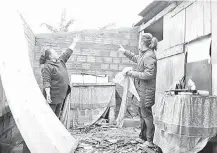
top-left (135, 0), bottom-right (179, 27)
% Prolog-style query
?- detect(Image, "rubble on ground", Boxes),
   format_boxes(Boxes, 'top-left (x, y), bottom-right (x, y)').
top-left (71, 123), bottom-right (161, 153)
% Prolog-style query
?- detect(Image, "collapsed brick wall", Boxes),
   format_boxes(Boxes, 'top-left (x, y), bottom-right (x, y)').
top-left (0, 14), bottom-right (36, 153)
top-left (33, 29), bottom-right (139, 95)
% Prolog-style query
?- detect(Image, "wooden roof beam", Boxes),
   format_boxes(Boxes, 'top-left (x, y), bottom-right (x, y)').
top-left (139, 2), bottom-right (178, 32)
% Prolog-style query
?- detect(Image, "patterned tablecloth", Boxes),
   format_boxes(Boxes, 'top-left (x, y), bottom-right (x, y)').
top-left (154, 94), bottom-right (217, 153)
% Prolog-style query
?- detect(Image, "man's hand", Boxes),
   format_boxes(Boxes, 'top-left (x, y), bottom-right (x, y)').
top-left (118, 45), bottom-right (126, 53)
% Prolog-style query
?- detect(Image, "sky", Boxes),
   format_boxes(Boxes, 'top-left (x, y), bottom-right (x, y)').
top-left (17, 0), bottom-right (153, 34)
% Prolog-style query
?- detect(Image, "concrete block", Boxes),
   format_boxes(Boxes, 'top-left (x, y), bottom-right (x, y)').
top-left (103, 57), bottom-right (112, 63)
top-left (113, 58), bottom-right (121, 64)
top-left (87, 56), bottom-right (95, 63)
top-left (110, 51), bottom-right (118, 57)
top-left (95, 57), bottom-right (103, 63)
top-left (110, 64), bottom-right (118, 70)
top-left (82, 63), bottom-right (90, 69)
top-left (101, 64), bottom-right (109, 70)
top-left (77, 56), bottom-right (86, 62)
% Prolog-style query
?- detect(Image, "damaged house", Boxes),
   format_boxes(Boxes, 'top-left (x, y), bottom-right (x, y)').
top-left (1, 0), bottom-right (217, 153)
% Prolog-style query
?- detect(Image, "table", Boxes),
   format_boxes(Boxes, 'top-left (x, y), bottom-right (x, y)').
top-left (154, 94), bottom-right (217, 153)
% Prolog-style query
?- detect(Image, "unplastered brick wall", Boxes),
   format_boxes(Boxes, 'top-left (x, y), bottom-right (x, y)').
top-left (20, 14), bottom-right (36, 67)
top-left (33, 28), bottom-right (139, 94)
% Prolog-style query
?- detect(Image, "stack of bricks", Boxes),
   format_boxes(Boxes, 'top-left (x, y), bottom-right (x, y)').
top-left (33, 28), bottom-right (139, 94)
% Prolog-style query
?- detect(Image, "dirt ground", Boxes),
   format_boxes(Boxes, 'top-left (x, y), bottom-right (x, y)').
top-left (71, 125), bottom-right (161, 153)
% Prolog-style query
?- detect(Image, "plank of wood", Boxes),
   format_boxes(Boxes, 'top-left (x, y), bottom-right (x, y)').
top-left (156, 45), bottom-right (184, 60)
top-left (168, 10), bottom-right (185, 48)
top-left (203, 0), bottom-right (211, 35)
top-left (155, 53), bottom-right (185, 105)
top-left (139, 2), bottom-right (178, 32)
top-left (170, 0), bottom-right (196, 17)
top-left (185, 1), bottom-right (204, 42)
top-left (0, 10), bottom-right (78, 153)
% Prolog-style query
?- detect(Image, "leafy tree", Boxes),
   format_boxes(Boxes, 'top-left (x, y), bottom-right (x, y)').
top-left (41, 8), bottom-right (75, 32)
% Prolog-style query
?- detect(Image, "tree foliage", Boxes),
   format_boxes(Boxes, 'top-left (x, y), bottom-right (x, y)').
top-left (41, 9), bottom-right (75, 32)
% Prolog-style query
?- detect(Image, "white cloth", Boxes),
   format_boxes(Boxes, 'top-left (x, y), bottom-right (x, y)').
top-left (113, 67), bottom-right (140, 127)
top-left (113, 67), bottom-right (140, 101)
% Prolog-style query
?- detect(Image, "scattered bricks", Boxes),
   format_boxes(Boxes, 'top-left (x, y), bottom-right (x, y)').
top-left (81, 49), bottom-right (90, 55)
top-left (96, 57), bottom-right (103, 63)
top-left (101, 64), bottom-right (109, 70)
top-left (122, 58), bottom-right (130, 64)
top-left (113, 58), bottom-right (121, 64)
top-left (91, 63), bottom-right (101, 69)
top-left (110, 64), bottom-right (118, 70)
top-left (103, 57), bottom-right (112, 63)
top-left (82, 63), bottom-right (91, 69)
top-left (110, 51), bottom-right (118, 57)
top-left (77, 56), bottom-right (86, 62)
top-left (87, 56), bottom-right (96, 63)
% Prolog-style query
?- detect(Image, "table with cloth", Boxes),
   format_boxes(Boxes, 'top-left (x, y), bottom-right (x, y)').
top-left (154, 94), bottom-right (217, 153)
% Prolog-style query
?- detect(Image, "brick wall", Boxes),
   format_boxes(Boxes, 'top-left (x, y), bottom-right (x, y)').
top-left (33, 28), bottom-right (139, 95)
top-left (20, 14), bottom-right (35, 67)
